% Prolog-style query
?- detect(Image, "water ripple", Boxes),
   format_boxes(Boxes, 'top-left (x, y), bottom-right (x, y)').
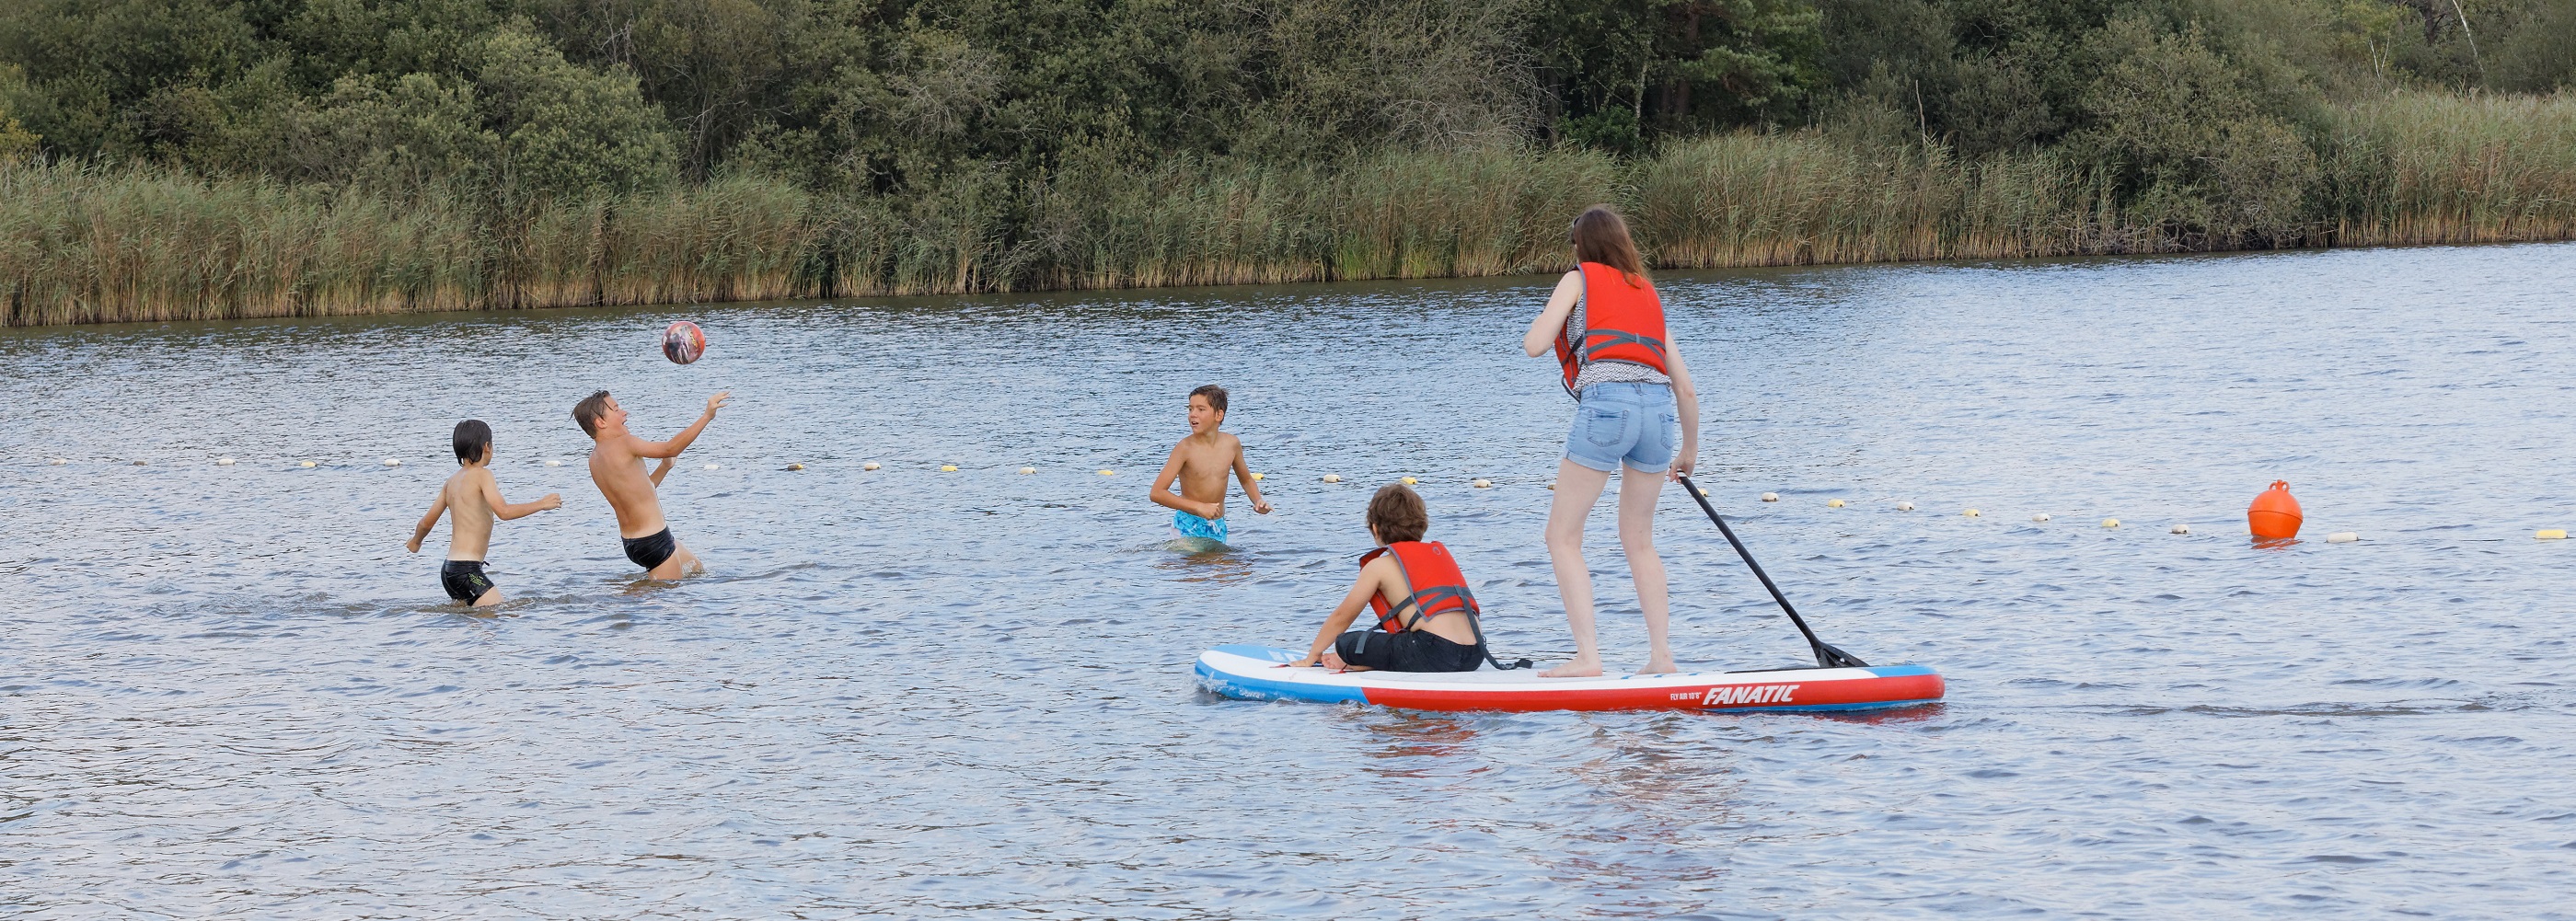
top-left (3, 243), bottom-right (2572, 917)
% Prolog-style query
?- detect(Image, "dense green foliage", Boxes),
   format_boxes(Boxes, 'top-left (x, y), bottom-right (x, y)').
top-left (7, 0), bottom-right (2571, 188)
top-left (1, 0), bottom-right (2572, 323)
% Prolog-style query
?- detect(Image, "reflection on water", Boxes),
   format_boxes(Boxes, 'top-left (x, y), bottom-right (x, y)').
top-left (4, 242), bottom-right (2574, 917)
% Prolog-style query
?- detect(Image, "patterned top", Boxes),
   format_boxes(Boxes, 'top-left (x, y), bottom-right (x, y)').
top-left (1565, 280), bottom-right (1673, 393)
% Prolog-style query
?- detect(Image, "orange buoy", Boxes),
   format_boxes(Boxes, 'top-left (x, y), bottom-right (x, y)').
top-left (2247, 480), bottom-right (2303, 539)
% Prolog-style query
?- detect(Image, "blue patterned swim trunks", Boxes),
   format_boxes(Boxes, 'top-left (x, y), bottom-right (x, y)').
top-left (1172, 510), bottom-right (1230, 543)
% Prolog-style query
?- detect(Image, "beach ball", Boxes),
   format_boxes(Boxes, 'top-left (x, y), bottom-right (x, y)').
top-left (663, 321), bottom-right (708, 364)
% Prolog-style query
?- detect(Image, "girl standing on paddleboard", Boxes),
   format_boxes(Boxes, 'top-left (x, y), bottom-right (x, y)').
top-left (1520, 205), bottom-right (1701, 677)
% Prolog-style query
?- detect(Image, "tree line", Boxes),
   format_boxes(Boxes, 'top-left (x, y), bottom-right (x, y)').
top-left (2, 0), bottom-right (2572, 324)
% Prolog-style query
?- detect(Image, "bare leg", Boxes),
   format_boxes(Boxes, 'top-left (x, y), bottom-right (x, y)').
top-left (1617, 464), bottom-right (1675, 674)
top-left (470, 586), bottom-right (505, 607)
top-left (1542, 458), bottom-right (1614, 677)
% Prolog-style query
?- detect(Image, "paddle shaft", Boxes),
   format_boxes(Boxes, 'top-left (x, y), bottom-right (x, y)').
top-left (1673, 475), bottom-right (1868, 669)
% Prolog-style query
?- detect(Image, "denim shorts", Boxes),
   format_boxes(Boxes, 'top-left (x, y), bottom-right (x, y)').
top-left (1564, 382), bottom-right (1679, 474)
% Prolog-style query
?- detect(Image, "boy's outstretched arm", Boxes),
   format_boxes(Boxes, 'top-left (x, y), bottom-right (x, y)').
top-left (406, 491), bottom-right (448, 553)
top-left (635, 391), bottom-right (732, 458)
top-left (648, 457), bottom-right (674, 487)
top-left (478, 471), bottom-right (563, 522)
top-left (1148, 444), bottom-right (1221, 519)
top-left (1287, 561), bottom-right (1393, 668)
top-left (1231, 443), bottom-right (1272, 514)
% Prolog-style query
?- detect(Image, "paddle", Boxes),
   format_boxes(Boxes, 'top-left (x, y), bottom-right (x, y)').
top-left (1673, 474), bottom-right (1872, 669)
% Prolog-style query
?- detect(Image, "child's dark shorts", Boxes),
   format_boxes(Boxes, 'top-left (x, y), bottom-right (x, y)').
top-left (623, 528), bottom-right (676, 570)
top-left (1333, 629), bottom-right (1483, 673)
top-left (440, 559), bottom-right (496, 602)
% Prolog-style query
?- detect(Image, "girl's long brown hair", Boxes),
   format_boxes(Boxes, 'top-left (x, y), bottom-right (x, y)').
top-left (1571, 205), bottom-right (1647, 288)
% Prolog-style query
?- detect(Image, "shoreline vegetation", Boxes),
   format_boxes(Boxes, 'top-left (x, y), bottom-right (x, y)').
top-left (5, 0), bottom-right (2573, 326)
top-left (12, 90), bottom-right (2575, 326)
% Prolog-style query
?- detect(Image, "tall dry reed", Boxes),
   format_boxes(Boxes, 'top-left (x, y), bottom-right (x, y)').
top-left (1627, 132), bottom-right (2147, 267)
top-left (2323, 92), bottom-right (2576, 246)
top-left (6, 90), bottom-right (2573, 327)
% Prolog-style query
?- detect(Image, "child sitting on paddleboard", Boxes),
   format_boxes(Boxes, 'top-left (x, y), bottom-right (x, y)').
top-left (1149, 385), bottom-right (1271, 543)
top-left (406, 420), bottom-right (562, 605)
top-left (1286, 484), bottom-right (1526, 673)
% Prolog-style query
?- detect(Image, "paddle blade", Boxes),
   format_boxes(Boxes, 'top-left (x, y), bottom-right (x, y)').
top-left (1815, 642), bottom-right (1871, 669)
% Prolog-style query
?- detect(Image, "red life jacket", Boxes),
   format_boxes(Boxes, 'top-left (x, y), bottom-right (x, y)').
top-left (1358, 540), bottom-right (1479, 633)
top-left (1554, 261), bottom-right (1669, 396)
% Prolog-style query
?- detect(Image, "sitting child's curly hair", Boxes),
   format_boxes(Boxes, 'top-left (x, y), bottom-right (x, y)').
top-left (1367, 484), bottom-right (1428, 544)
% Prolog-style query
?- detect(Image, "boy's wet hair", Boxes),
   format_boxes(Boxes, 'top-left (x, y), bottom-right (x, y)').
top-left (1368, 484), bottom-right (1429, 544)
top-left (573, 390), bottom-right (613, 438)
top-left (1190, 384), bottom-right (1228, 414)
top-left (453, 420), bottom-right (492, 464)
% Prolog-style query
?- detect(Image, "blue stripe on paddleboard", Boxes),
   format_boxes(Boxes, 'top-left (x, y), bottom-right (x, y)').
top-left (1862, 663), bottom-right (1938, 679)
top-left (1709, 697), bottom-right (1944, 713)
top-left (1210, 644), bottom-right (1300, 662)
top-left (1196, 651), bottom-right (1367, 705)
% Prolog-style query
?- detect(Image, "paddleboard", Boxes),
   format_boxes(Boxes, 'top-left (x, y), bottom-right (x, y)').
top-left (1195, 644), bottom-right (1943, 713)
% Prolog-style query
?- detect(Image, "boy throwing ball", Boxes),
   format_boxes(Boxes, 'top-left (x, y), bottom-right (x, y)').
top-left (1150, 385), bottom-right (1271, 544)
top-left (574, 389), bottom-right (728, 580)
top-left (407, 420), bottom-right (563, 605)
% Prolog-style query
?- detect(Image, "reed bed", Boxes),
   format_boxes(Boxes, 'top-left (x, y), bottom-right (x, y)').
top-left (6, 90), bottom-right (2572, 327)
top-left (1628, 133), bottom-right (2148, 267)
top-left (2323, 93), bottom-right (2576, 247)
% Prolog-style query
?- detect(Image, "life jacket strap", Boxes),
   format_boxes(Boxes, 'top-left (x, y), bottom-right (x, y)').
top-left (1380, 585), bottom-right (1472, 633)
top-left (1583, 329), bottom-right (1668, 363)
top-left (1364, 542), bottom-right (1532, 670)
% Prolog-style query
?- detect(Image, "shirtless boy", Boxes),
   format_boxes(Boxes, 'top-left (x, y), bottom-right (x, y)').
top-left (407, 420), bottom-right (563, 605)
top-left (574, 389), bottom-right (728, 580)
top-left (1149, 385), bottom-right (1272, 544)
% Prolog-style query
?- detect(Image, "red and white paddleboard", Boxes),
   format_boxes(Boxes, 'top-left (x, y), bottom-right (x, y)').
top-left (1195, 645), bottom-right (1943, 713)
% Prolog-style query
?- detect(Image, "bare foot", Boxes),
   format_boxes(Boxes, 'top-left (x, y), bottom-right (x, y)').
top-left (1540, 659), bottom-right (1603, 678)
top-left (1634, 660), bottom-right (1678, 676)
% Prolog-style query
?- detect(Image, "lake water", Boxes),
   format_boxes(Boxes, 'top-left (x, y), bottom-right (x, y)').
top-left (4, 242), bottom-right (2572, 918)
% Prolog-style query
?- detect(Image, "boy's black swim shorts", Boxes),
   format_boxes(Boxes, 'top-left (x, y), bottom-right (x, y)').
top-left (440, 559), bottom-right (496, 602)
top-left (1334, 628), bottom-right (1483, 673)
top-left (622, 528), bottom-right (676, 570)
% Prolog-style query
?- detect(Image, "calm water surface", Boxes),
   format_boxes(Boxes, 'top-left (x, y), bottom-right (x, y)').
top-left (4, 243), bottom-right (2572, 918)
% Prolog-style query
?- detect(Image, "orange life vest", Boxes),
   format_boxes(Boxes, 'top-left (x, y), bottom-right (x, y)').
top-left (1359, 540), bottom-right (1479, 633)
top-left (1554, 261), bottom-right (1669, 396)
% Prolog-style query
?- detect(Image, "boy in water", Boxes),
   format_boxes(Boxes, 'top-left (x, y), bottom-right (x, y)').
top-left (1285, 484), bottom-right (1510, 673)
top-left (1149, 385), bottom-right (1271, 543)
top-left (407, 420), bottom-right (563, 606)
top-left (574, 389), bottom-right (728, 580)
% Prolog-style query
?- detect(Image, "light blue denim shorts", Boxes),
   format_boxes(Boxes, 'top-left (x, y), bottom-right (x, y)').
top-left (1564, 382), bottom-right (1679, 474)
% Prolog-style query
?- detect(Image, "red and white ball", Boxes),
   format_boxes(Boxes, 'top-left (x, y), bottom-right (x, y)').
top-left (662, 320), bottom-right (707, 364)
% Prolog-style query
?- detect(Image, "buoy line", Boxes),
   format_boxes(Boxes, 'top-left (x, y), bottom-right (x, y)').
top-left (129, 455), bottom-right (2564, 544)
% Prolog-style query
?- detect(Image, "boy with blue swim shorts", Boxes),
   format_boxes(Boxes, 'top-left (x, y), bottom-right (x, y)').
top-left (1150, 385), bottom-right (1272, 543)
